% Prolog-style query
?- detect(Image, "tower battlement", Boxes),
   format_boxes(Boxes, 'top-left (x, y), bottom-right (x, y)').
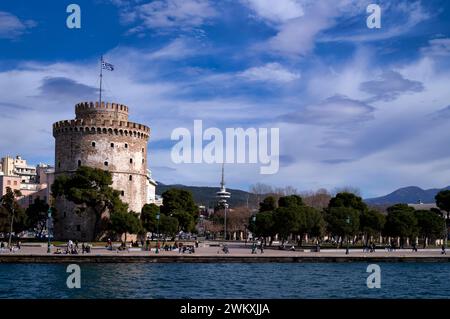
top-left (75, 101), bottom-right (129, 121)
top-left (52, 118), bottom-right (150, 138)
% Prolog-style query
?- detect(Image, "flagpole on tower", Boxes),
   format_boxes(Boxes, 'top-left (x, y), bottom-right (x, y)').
top-left (99, 55), bottom-right (103, 106)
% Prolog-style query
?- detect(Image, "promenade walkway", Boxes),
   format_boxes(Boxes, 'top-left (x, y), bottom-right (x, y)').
top-left (0, 241), bottom-right (447, 259)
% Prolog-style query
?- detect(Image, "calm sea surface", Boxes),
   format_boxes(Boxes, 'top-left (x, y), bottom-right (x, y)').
top-left (0, 263), bottom-right (449, 299)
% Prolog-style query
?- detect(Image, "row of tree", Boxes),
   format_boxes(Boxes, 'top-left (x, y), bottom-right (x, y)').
top-left (0, 167), bottom-right (199, 242)
top-left (250, 190), bottom-right (450, 248)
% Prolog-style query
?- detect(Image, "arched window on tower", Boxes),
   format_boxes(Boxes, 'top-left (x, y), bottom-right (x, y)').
top-left (77, 160), bottom-right (81, 167)
top-left (129, 175), bottom-right (132, 181)
top-left (130, 158), bottom-right (133, 164)
top-left (92, 141), bottom-right (96, 147)
top-left (104, 161), bottom-right (108, 167)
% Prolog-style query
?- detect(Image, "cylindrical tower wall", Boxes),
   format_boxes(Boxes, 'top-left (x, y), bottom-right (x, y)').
top-left (52, 102), bottom-right (151, 241)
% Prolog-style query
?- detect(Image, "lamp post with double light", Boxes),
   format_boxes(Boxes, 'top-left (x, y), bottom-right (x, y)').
top-left (156, 212), bottom-right (160, 254)
top-left (47, 208), bottom-right (52, 253)
top-left (345, 216), bottom-right (350, 255)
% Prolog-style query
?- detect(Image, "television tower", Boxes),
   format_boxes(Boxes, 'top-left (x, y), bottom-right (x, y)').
top-left (216, 163), bottom-right (231, 240)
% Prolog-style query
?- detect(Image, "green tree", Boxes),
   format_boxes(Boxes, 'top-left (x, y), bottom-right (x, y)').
top-left (273, 206), bottom-right (303, 244)
top-left (160, 189), bottom-right (198, 232)
top-left (278, 195), bottom-right (303, 208)
top-left (250, 211), bottom-right (275, 245)
top-left (304, 206), bottom-right (326, 241)
top-left (0, 206), bottom-right (9, 235)
top-left (51, 166), bottom-right (129, 240)
top-left (384, 204), bottom-right (418, 248)
top-left (325, 206), bottom-right (360, 246)
top-left (172, 210), bottom-right (195, 232)
top-left (435, 190), bottom-right (450, 219)
top-left (259, 196), bottom-right (277, 212)
top-left (360, 210), bottom-right (386, 246)
top-left (0, 187), bottom-right (24, 247)
top-left (415, 210), bottom-right (445, 247)
top-left (110, 211), bottom-right (143, 243)
top-left (159, 214), bottom-right (179, 239)
top-left (328, 192), bottom-right (368, 212)
top-left (25, 198), bottom-right (50, 237)
top-left (140, 203), bottom-right (160, 233)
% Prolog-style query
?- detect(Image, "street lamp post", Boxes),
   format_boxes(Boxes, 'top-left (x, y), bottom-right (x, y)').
top-left (156, 212), bottom-right (160, 254)
top-left (47, 208), bottom-right (52, 254)
top-left (345, 216), bottom-right (350, 255)
top-left (252, 214), bottom-right (256, 241)
top-left (224, 204), bottom-right (228, 241)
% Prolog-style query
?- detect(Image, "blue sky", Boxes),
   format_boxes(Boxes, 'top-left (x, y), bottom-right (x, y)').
top-left (1, 0), bottom-right (450, 197)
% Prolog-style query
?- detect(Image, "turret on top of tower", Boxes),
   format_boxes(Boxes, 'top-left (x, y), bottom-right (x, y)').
top-left (75, 101), bottom-right (129, 121)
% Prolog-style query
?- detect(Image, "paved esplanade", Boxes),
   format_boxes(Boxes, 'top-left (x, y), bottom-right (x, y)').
top-left (1, 241), bottom-right (447, 258)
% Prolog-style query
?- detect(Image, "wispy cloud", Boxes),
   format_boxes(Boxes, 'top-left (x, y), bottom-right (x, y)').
top-left (360, 71), bottom-right (424, 102)
top-left (0, 11), bottom-right (36, 39)
top-left (116, 0), bottom-right (217, 35)
top-left (421, 38), bottom-right (450, 57)
top-left (279, 95), bottom-right (375, 127)
top-left (238, 63), bottom-right (300, 83)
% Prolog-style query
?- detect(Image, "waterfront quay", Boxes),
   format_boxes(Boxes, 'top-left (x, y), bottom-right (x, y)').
top-left (1, 241), bottom-right (449, 263)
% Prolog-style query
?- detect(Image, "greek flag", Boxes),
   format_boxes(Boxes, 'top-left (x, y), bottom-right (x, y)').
top-left (102, 61), bottom-right (114, 71)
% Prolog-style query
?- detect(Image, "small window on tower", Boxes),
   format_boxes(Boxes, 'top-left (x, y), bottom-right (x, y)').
top-left (78, 160), bottom-right (81, 167)
top-left (142, 158), bottom-right (145, 164)
top-left (129, 175), bottom-right (132, 181)
top-left (58, 161), bottom-right (61, 168)
top-left (92, 142), bottom-right (96, 147)
top-left (142, 148), bottom-right (144, 152)
top-left (125, 143), bottom-right (128, 148)
top-left (121, 191), bottom-right (125, 196)
top-left (111, 143), bottom-right (114, 148)
top-left (130, 158), bottom-right (133, 164)
top-left (104, 161), bottom-right (108, 166)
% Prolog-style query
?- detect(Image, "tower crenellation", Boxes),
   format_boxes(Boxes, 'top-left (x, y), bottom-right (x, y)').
top-left (75, 101), bottom-right (129, 121)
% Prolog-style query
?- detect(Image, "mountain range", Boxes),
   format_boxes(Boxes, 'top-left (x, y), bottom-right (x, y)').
top-left (156, 183), bottom-right (450, 207)
top-left (364, 185), bottom-right (450, 205)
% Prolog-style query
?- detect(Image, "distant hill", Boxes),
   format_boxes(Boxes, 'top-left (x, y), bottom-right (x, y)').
top-left (156, 182), bottom-right (254, 208)
top-left (364, 186), bottom-right (450, 205)
top-left (156, 183), bottom-right (450, 208)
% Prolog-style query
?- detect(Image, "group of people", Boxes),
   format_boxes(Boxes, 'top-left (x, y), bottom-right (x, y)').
top-left (54, 240), bottom-right (91, 254)
top-left (0, 241), bottom-right (21, 252)
top-left (251, 241), bottom-right (264, 254)
top-left (363, 243), bottom-right (377, 253)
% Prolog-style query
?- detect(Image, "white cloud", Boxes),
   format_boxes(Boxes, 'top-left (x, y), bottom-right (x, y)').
top-left (279, 95), bottom-right (375, 126)
top-left (421, 38), bottom-right (450, 57)
top-left (0, 11), bottom-right (36, 39)
top-left (238, 62), bottom-right (300, 83)
top-left (242, 0), bottom-right (304, 24)
top-left (146, 38), bottom-right (202, 60)
top-left (119, 0), bottom-right (217, 34)
top-left (360, 71), bottom-right (424, 102)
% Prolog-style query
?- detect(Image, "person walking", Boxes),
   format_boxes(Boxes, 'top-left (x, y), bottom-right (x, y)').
top-left (442, 244), bottom-right (446, 255)
top-left (259, 242), bottom-right (264, 254)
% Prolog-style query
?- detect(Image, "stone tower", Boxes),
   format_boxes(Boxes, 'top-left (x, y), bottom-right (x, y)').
top-left (52, 101), bottom-right (150, 240)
